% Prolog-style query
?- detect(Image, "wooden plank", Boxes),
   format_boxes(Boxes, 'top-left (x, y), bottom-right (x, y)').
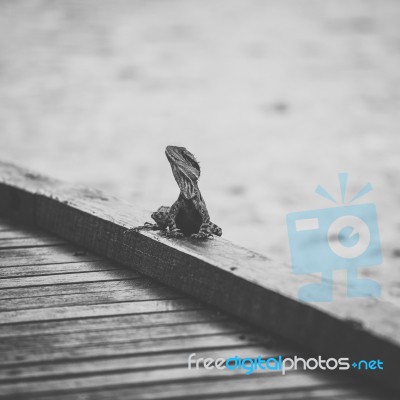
top-left (0, 309), bottom-right (227, 337)
top-left (0, 260), bottom-right (120, 279)
top-left (0, 236), bottom-right (66, 249)
top-left (0, 333), bottom-right (270, 365)
top-left (0, 161), bottom-right (398, 392)
top-left (0, 368), bottom-right (350, 397)
top-left (0, 369), bottom-right (275, 396)
top-left (0, 346), bottom-right (284, 382)
top-left (7, 378), bottom-right (375, 400)
top-left (212, 391), bottom-right (386, 400)
top-left (55, 386), bottom-right (385, 400)
top-left (0, 321), bottom-right (253, 352)
top-left (0, 298), bottom-right (203, 324)
top-left (0, 284), bottom-right (182, 311)
top-left (0, 279), bottom-right (164, 299)
top-left (0, 245), bottom-right (101, 268)
top-left (0, 228), bottom-right (49, 239)
top-left (0, 270), bottom-right (141, 289)
top-left (0, 363), bottom-right (341, 394)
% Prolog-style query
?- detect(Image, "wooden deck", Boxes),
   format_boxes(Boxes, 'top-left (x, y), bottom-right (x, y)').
top-left (0, 161), bottom-right (398, 398)
top-left (0, 218), bottom-right (390, 399)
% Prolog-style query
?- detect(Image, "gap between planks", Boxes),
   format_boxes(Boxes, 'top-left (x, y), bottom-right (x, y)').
top-left (0, 368), bottom-right (355, 398)
top-left (0, 309), bottom-right (228, 337)
top-left (2, 382), bottom-right (375, 400)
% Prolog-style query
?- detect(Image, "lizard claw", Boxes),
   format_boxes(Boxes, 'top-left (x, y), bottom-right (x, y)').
top-left (165, 229), bottom-right (184, 239)
top-left (190, 232), bottom-right (213, 240)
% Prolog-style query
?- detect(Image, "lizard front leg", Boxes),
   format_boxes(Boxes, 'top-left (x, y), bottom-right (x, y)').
top-left (165, 198), bottom-right (184, 238)
top-left (210, 222), bottom-right (222, 237)
top-left (191, 198), bottom-right (213, 240)
top-left (125, 206), bottom-right (170, 235)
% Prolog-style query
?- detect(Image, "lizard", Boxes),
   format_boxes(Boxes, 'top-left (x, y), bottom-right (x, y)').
top-left (127, 146), bottom-right (222, 240)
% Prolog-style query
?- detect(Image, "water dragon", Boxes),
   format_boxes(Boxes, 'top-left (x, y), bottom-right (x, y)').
top-left (128, 146), bottom-right (222, 240)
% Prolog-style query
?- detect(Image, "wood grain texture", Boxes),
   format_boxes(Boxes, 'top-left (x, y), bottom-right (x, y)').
top-left (0, 321), bottom-right (255, 353)
top-left (0, 260), bottom-right (120, 278)
top-left (0, 235), bottom-right (358, 400)
top-left (0, 309), bottom-right (227, 337)
top-left (0, 270), bottom-right (141, 289)
top-left (0, 346), bottom-right (290, 382)
top-left (0, 236), bottom-right (66, 249)
top-left (0, 205), bottom-right (391, 400)
top-left (0, 285), bottom-right (182, 311)
top-left (0, 245), bottom-right (101, 268)
top-left (0, 332), bottom-right (273, 365)
top-left (11, 378), bottom-right (383, 400)
top-left (0, 298), bottom-right (204, 324)
top-left (0, 368), bottom-right (347, 397)
top-left (0, 161), bottom-right (398, 393)
top-left (0, 278), bottom-right (162, 299)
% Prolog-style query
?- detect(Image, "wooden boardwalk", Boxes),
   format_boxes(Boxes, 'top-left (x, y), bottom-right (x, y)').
top-left (0, 161), bottom-right (398, 398)
top-left (0, 218), bottom-right (390, 399)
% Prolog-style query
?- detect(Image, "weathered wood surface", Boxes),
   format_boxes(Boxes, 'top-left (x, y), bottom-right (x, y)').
top-left (0, 260), bottom-right (120, 278)
top-left (1, 220), bottom-right (388, 399)
top-left (0, 270), bottom-right (141, 289)
top-left (13, 379), bottom-right (384, 400)
top-left (0, 278), bottom-right (170, 299)
top-left (0, 286), bottom-right (182, 311)
top-left (0, 309), bottom-right (227, 337)
top-left (0, 236), bottom-right (66, 249)
top-left (0, 161), bottom-right (398, 394)
top-left (0, 245), bottom-right (101, 267)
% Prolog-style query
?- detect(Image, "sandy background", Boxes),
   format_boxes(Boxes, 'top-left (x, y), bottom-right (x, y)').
top-left (0, 0), bottom-right (399, 300)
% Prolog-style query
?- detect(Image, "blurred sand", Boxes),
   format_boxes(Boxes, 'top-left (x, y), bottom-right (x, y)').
top-left (0, 0), bottom-right (399, 302)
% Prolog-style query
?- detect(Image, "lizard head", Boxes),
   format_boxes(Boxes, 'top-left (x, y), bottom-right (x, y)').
top-left (165, 146), bottom-right (201, 199)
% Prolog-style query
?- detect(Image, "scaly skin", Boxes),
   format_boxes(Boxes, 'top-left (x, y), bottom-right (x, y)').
top-left (127, 146), bottom-right (222, 240)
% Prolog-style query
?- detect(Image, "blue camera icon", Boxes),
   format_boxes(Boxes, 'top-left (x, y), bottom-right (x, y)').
top-left (287, 202), bottom-right (382, 302)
